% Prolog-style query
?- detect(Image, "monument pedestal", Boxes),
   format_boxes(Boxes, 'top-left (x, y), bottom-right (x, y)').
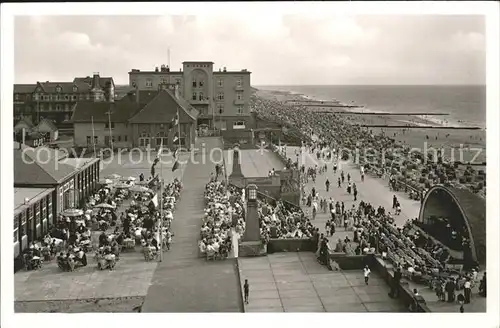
top-left (238, 241), bottom-right (266, 257)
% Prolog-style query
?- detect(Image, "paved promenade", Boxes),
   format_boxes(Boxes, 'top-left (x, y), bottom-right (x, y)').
top-left (142, 137), bottom-right (243, 312)
top-left (237, 253), bottom-right (406, 312)
top-left (224, 149), bottom-right (284, 177)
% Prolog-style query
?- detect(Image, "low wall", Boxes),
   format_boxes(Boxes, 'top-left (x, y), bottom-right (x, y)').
top-left (329, 252), bottom-right (369, 270)
top-left (280, 191), bottom-right (300, 206)
top-left (370, 255), bottom-right (431, 312)
top-left (267, 238), bottom-right (315, 253)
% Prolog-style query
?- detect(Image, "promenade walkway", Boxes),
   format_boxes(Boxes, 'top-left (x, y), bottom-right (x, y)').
top-left (142, 137), bottom-right (243, 312)
top-left (283, 146), bottom-right (485, 312)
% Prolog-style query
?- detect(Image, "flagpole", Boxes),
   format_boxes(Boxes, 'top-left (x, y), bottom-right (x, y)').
top-left (91, 115), bottom-right (97, 158)
top-left (159, 140), bottom-right (164, 262)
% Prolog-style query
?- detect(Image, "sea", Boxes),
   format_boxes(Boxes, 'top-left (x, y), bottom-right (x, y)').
top-left (257, 85), bottom-right (486, 129)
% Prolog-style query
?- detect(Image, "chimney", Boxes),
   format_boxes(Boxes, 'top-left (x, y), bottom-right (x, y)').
top-left (155, 67), bottom-right (159, 72)
top-left (166, 65), bottom-right (170, 72)
top-left (91, 72), bottom-right (100, 90)
top-left (223, 67), bottom-right (227, 72)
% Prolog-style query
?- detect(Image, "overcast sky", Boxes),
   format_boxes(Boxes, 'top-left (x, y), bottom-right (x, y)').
top-left (14, 15), bottom-right (485, 85)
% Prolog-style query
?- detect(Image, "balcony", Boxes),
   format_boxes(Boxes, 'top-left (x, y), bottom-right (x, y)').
top-left (234, 99), bottom-right (245, 105)
top-left (189, 98), bottom-right (210, 105)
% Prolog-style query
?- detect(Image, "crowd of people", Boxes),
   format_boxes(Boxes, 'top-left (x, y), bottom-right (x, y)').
top-left (23, 172), bottom-right (182, 271)
top-left (251, 94), bottom-right (486, 198)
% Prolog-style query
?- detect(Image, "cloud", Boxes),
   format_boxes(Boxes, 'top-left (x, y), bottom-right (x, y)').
top-left (13, 14), bottom-right (486, 85)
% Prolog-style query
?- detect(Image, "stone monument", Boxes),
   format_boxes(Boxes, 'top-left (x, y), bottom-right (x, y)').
top-left (228, 144), bottom-right (244, 187)
top-left (238, 184), bottom-right (266, 257)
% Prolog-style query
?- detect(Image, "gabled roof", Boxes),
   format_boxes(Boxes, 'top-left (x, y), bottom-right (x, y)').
top-left (128, 89), bottom-right (197, 124)
top-left (35, 118), bottom-right (58, 132)
top-left (14, 143), bottom-right (76, 185)
top-left (73, 76), bottom-right (115, 90)
top-left (14, 84), bottom-right (37, 94)
top-left (71, 98), bottom-right (141, 123)
top-left (36, 81), bottom-right (76, 94)
top-left (14, 116), bottom-right (35, 130)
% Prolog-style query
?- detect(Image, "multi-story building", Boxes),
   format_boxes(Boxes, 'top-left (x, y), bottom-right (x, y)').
top-left (13, 73), bottom-right (115, 135)
top-left (128, 62), bottom-right (252, 131)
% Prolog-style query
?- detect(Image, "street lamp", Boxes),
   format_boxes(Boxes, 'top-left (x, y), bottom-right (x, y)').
top-left (247, 184), bottom-right (258, 202)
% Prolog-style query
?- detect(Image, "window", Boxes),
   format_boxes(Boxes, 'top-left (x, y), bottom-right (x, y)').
top-left (87, 136), bottom-right (91, 145)
top-left (35, 202), bottom-right (41, 225)
top-left (64, 95), bottom-right (69, 100)
top-left (237, 92), bottom-right (243, 100)
top-left (236, 79), bottom-right (242, 87)
top-left (217, 92), bottom-right (224, 101)
top-left (192, 92), bottom-right (197, 100)
top-left (233, 121), bottom-right (246, 129)
top-left (21, 211), bottom-right (27, 236)
top-left (146, 79), bottom-right (153, 88)
top-left (217, 103), bottom-right (224, 114)
top-left (118, 135), bottom-right (121, 142)
top-left (71, 95), bottom-right (77, 100)
top-left (54, 95), bottom-right (59, 101)
top-left (65, 104), bottom-right (69, 111)
top-left (56, 86), bottom-right (62, 93)
top-left (34, 94), bottom-right (40, 101)
top-left (15, 94), bottom-right (19, 101)
top-left (199, 92), bottom-right (204, 101)
top-left (79, 94), bottom-right (84, 100)
top-left (94, 136), bottom-right (98, 144)
top-left (111, 136), bottom-right (115, 143)
top-left (199, 80), bottom-right (204, 87)
top-left (176, 79), bottom-right (181, 85)
top-left (192, 79), bottom-right (197, 87)
top-left (160, 78), bottom-right (167, 85)
top-left (41, 198), bottom-right (46, 222)
top-left (14, 216), bottom-right (19, 243)
top-left (218, 79), bottom-right (223, 87)
top-left (124, 135), bottom-right (128, 142)
top-left (73, 86), bottom-right (78, 92)
top-left (39, 104), bottom-right (45, 111)
top-left (237, 105), bottom-right (244, 115)
top-left (55, 105), bottom-right (61, 111)
top-left (105, 122), bottom-right (115, 129)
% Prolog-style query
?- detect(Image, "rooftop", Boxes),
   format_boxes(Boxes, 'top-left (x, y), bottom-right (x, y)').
top-left (14, 187), bottom-right (54, 210)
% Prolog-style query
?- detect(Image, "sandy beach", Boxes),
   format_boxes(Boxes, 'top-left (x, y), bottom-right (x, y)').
top-left (256, 89), bottom-right (486, 164)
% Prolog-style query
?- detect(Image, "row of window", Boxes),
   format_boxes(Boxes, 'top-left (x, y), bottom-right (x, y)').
top-left (214, 104), bottom-right (244, 115)
top-left (86, 135), bottom-right (128, 145)
top-left (14, 194), bottom-right (52, 243)
top-left (141, 78), bottom-right (243, 89)
top-left (15, 104), bottom-right (73, 112)
top-left (15, 93), bottom-right (90, 101)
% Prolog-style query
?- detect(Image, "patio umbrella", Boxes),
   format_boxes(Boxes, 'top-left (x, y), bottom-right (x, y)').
top-left (62, 208), bottom-right (84, 217)
top-left (107, 173), bottom-right (121, 179)
top-left (99, 178), bottom-right (113, 185)
top-left (130, 185), bottom-right (151, 193)
top-left (115, 183), bottom-right (131, 189)
top-left (93, 203), bottom-right (116, 209)
top-left (135, 180), bottom-right (149, 186)
top-left (127, 176), bottom-right (137, 181)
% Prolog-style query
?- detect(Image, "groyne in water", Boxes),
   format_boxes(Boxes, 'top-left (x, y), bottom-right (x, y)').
top-left (319, 112), bottom-right (450, 116)
top-left (360, 125), bottom-right (482, 130)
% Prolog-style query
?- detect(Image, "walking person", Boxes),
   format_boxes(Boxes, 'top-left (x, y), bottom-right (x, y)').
top-left (243, 279), bottom-right (250, 304)
top-left (338, 177), bottom-right (341, 188)
top-left (353, 183), bottom-right (358, 201)
top-left (464, 278), bottom-right (472, 304)
top-left (360, 166), bottom-right (365, 182)
top-left (341, 171), bottom-right (345, 183)
top-left (389, 268), bottom-right (402, 298)
top-left (363, 265), bottom-right (371, 285)
top-left (325, 178), bottom-right (330, 192)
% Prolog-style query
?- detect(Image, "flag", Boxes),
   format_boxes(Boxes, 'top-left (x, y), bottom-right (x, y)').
top-left (151, 164), bottom-right (156, 177)
top-left (172, 148), bottom-right (180, 172)
top-left (171, 110), bottom-right (179, 126)
top-left (156, 140), bottom-right (163, 159)
top-left (173, 132), bottom-right (179, 144)
top-left (172, 160), bottom-right (179, 172)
